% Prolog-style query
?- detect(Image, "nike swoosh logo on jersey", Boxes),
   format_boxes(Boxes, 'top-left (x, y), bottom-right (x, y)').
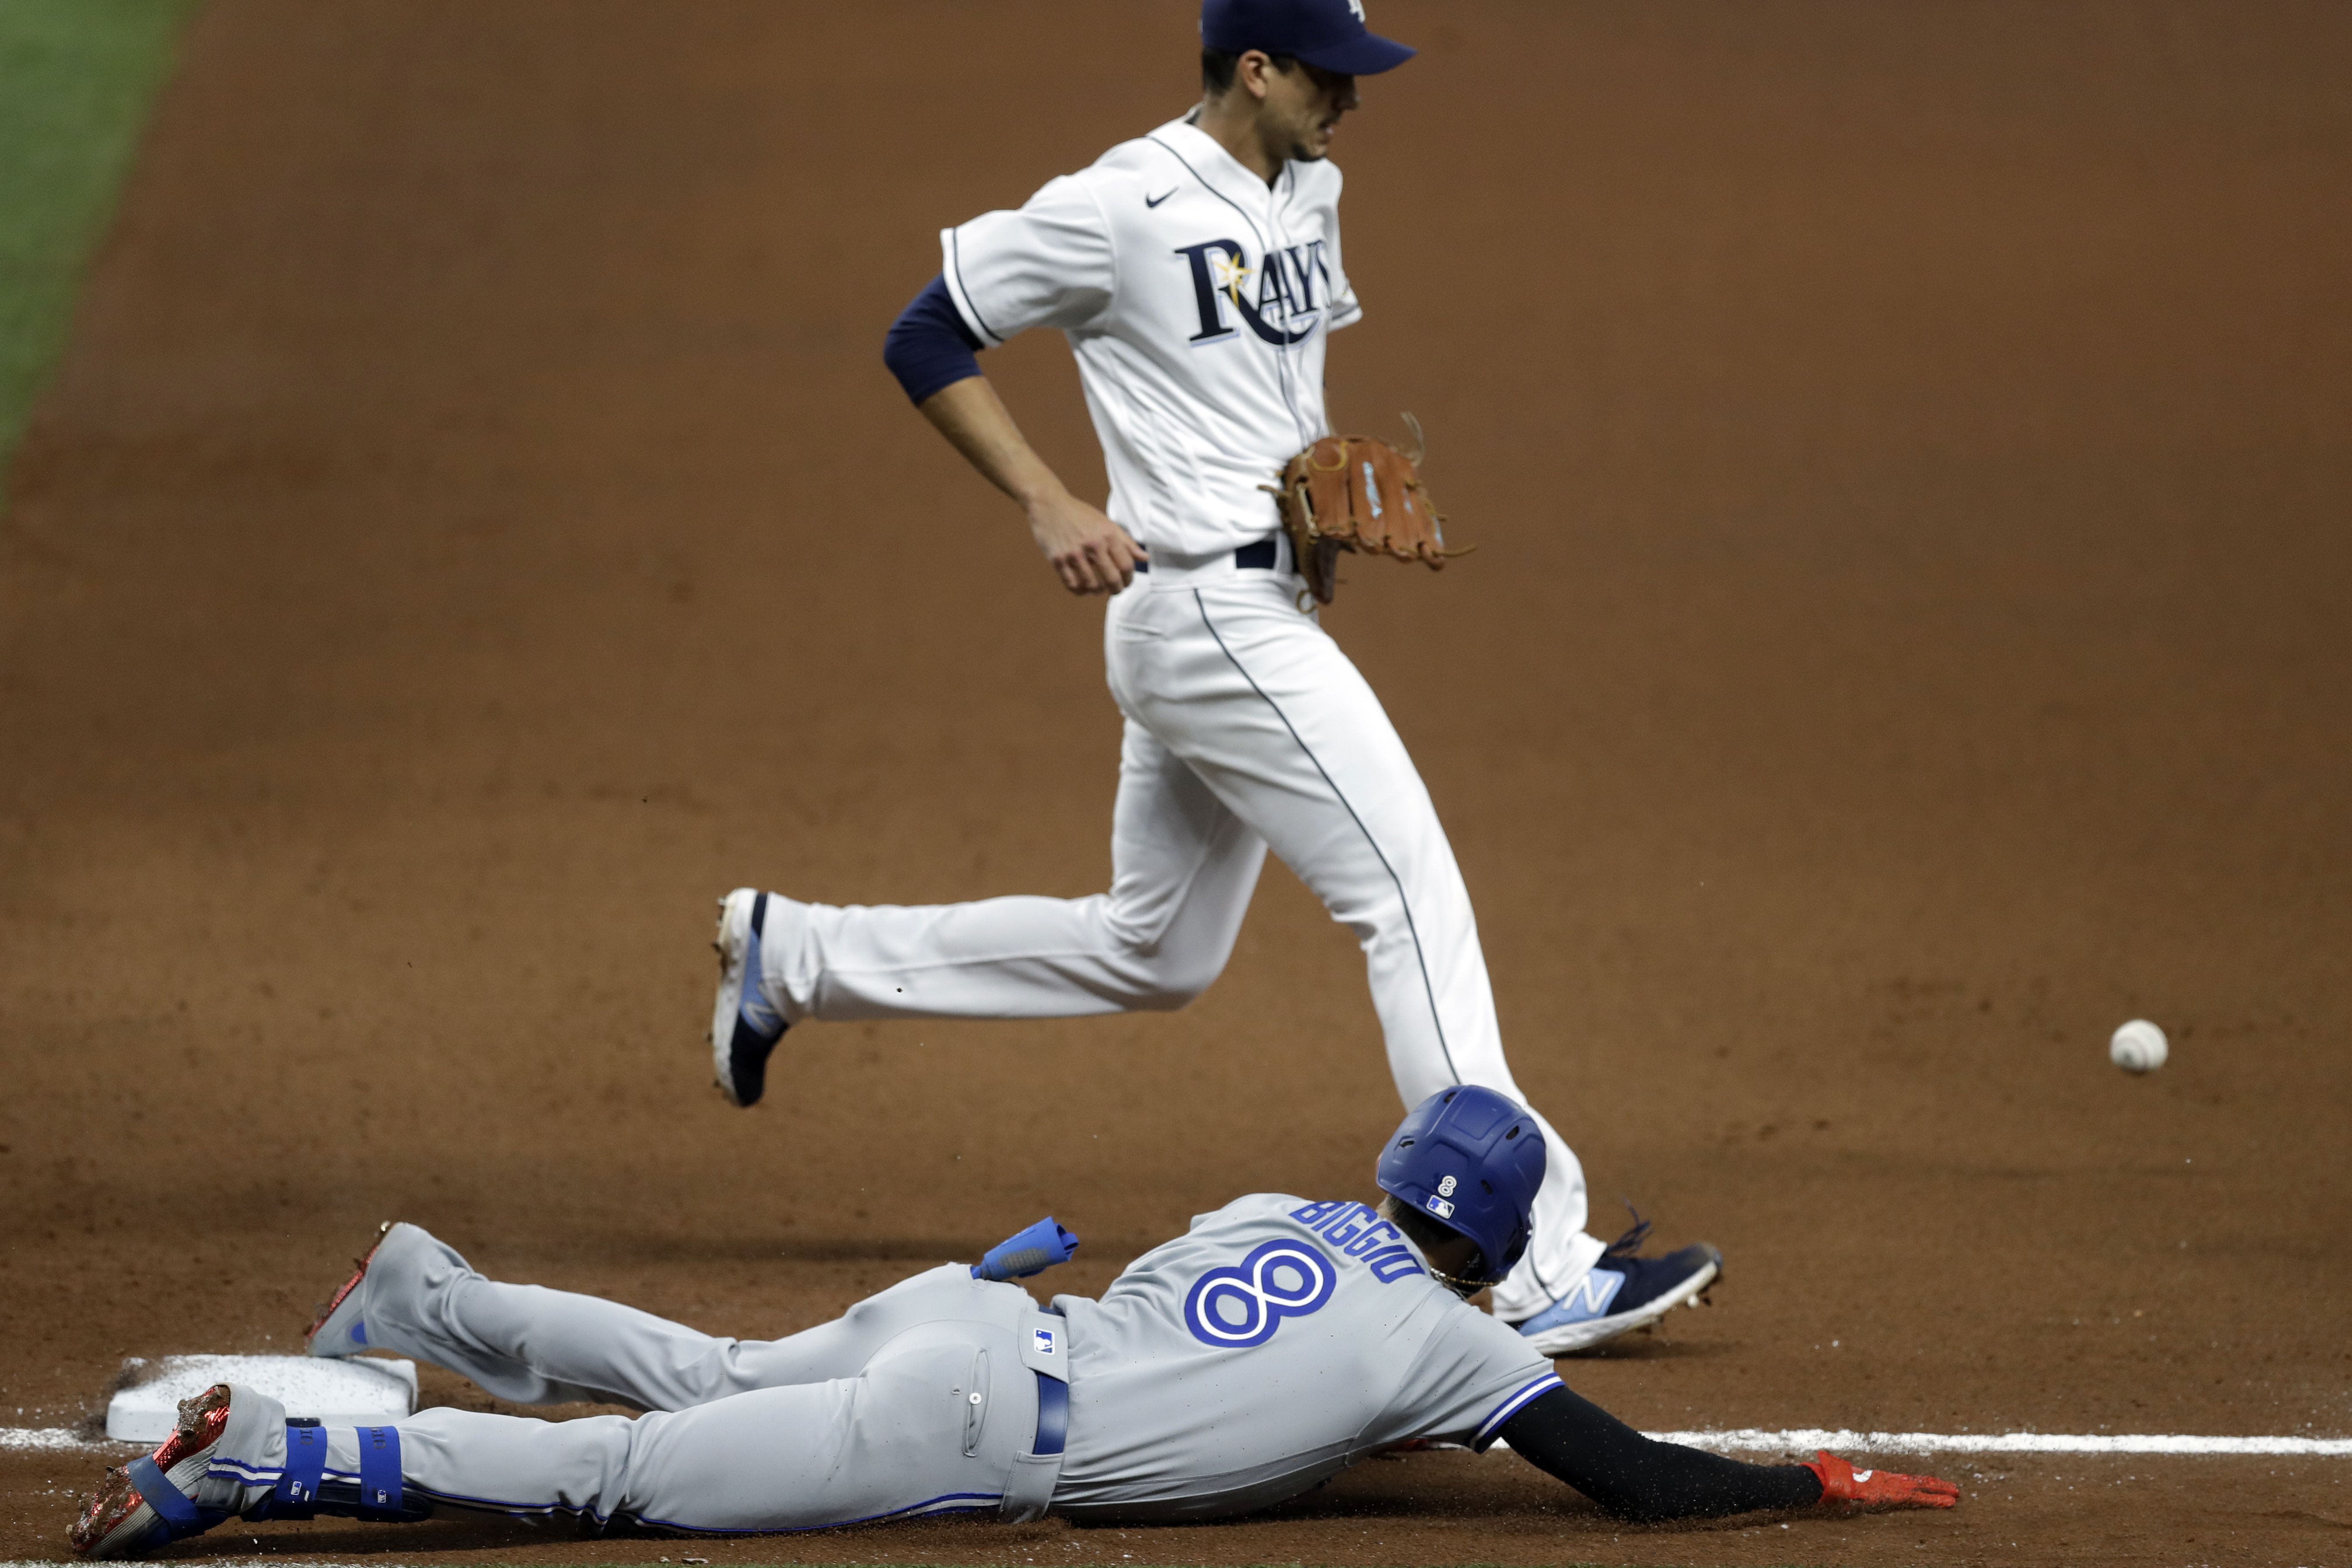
top-left (1145, 188), bottom-right (1177, 208)
top-left (1852, 1470), bottom-right (1874, 1483)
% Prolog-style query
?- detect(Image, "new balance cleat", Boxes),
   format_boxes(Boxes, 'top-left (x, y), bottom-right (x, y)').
top-left (1510, 1209), bottom-right (1723, 1355)
top-left (304, 1220), bottom-right (392, 1356)
top-left (71, 1383), bottom-right (275, 1558)
top-left (711, 887), bottom-right (788, 1107)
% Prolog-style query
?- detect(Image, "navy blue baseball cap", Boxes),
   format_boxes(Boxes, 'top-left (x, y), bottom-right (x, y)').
top-left (1201, 0), bottom-right (1417, 76)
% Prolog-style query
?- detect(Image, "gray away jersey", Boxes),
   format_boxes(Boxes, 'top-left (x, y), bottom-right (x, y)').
top-left (1046, 1194), bottom-right (1560, 1521)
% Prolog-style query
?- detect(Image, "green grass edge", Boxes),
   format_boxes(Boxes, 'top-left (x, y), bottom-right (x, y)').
top-left (0, 0), bottom-right (199, 488)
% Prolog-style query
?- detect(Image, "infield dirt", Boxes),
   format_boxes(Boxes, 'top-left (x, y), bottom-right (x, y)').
top-left (3, 3), bottom-right (2349, 1565)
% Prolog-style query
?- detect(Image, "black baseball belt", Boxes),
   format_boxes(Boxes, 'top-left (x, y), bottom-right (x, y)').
top-left (1132, 536), bottom-right (1279, 574)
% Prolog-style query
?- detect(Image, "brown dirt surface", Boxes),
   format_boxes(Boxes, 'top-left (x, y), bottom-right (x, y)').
top-left (5, 2), bottom-right (2351, 1564)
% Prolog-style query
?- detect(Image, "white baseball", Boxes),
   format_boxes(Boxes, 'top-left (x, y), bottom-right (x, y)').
top-left (2110, 1019), bottom-right (2168, 1073)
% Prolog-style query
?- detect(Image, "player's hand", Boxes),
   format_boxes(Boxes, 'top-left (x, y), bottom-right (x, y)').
top-left (1803, 1451), bottom-right (1960, 1510)
top-left (1026, 487), bottom-right (1146, 596)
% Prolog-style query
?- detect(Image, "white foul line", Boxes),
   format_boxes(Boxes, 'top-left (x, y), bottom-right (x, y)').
top-left (1643, 1428), bottom-right (2352, 1457)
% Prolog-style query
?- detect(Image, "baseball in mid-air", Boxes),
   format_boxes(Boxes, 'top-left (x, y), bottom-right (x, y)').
top-left (2109, 1019), bottom-right (2168, 1073)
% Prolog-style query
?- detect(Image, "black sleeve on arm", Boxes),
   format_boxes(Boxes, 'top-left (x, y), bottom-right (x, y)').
top-left (881, 273), bottom-right (986, 406)
top-left (1497, 1386), bottom-right (1823, 1524)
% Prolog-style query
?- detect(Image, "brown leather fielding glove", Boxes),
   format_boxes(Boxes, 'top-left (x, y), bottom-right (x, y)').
top-left (1803, 1450), bottom-right (1961, 1510)
top-left (1267, 417), bottom-right (1462, 605)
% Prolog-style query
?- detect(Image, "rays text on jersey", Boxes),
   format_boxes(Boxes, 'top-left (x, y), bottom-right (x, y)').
top-left (1176, 238), bottom-right (1333, 345)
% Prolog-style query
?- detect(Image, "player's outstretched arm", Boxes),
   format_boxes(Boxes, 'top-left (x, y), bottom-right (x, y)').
top-left (1496, 1386), bottom-right (1958, 1523)
top-left (916, 377), bottom-right (1147, 597)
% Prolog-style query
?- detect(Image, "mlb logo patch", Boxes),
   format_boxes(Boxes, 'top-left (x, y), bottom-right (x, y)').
top-left (1425, 1195), bottom-right (1456, 1219)
top-left (1033, 1327), bottom-right (1057, 1356)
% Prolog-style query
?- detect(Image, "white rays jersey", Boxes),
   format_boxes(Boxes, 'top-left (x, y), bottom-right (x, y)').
top-left (1044, 1195), bottom-right (1562, 1521)
top-left (792, 102), bottom-right (1612, 1334)
top-left (939, 114), bottom-right (1358, 559)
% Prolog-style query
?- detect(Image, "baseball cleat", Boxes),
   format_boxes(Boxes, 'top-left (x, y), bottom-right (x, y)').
top-left (305, 1219), bottom-right (393, 1356)
top-left (1510, 1210), bottom-right (1723, 1356)
top-left (71, 1382), bottom-right (267, 1558)
top-left (711, 887), bottom-right (788, 1107)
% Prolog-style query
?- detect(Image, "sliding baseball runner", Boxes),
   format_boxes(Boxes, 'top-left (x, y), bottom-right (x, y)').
top-left (72, 1088), bottom-right (1954, 1553)
top-left (708, 0), bottom-right (1721, 1351)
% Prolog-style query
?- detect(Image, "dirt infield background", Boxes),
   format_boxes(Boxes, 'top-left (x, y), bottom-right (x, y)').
top-left (4, 2), bottom-right (2350, 1563)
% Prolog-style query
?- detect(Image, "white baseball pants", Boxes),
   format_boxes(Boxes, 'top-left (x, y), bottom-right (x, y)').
top-left (756, 557), bottom-right (1606, 1315)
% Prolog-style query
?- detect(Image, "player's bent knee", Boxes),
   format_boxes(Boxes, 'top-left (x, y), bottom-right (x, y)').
top-left (1126, 955), bottom-right (1225, 1011)
top-left (1098, 925), bottom-right (1230, 1010)
top-left (1129, 978), bottom-right (1212, 1012)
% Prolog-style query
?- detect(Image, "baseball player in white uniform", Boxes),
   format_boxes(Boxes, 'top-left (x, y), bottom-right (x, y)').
top-left (71, 1089), bottom-right (1954, 1555)
top-left (710, 0), bottom-right (1720, 1352)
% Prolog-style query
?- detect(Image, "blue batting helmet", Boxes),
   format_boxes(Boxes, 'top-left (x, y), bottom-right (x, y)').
top-left (1375, 1085), bottom-right (1546, 1283)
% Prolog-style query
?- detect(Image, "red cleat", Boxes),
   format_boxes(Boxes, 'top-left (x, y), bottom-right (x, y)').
top-left (70, 1384), bottom-right (236, 1558)
top-left (304, 1219), bottom-right (393, 1356)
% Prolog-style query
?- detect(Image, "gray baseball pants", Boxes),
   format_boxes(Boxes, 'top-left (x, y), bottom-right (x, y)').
top-left (299, 1224), bottom-right (1064, 1533)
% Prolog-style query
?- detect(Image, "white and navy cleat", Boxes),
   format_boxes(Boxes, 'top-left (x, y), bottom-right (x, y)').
top-left (712, 887), bottom-right (788, 1107)
top-left (304, 1220), bottom-right (392, 1357)
top-left (1510, 1212), bottom-right (1722, 1356)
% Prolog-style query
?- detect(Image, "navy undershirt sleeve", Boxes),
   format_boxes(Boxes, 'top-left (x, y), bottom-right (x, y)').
top-left (882, 273), bottom-right (986, 405)
top-left (1498, 1386), bottom-right (1823, 1523)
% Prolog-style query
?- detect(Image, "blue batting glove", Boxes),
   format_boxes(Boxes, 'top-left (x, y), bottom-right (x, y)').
top-left (973, 1217), bottom-right (1080, 1281)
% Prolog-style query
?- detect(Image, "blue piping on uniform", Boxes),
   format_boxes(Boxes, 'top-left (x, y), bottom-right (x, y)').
top-left (1190, 589), bottom-right (1457, 1082)
top-left (1477, 1373), bottom-right (1565, 1446)
top-left (945, 230), bottom-right (1004, 345)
